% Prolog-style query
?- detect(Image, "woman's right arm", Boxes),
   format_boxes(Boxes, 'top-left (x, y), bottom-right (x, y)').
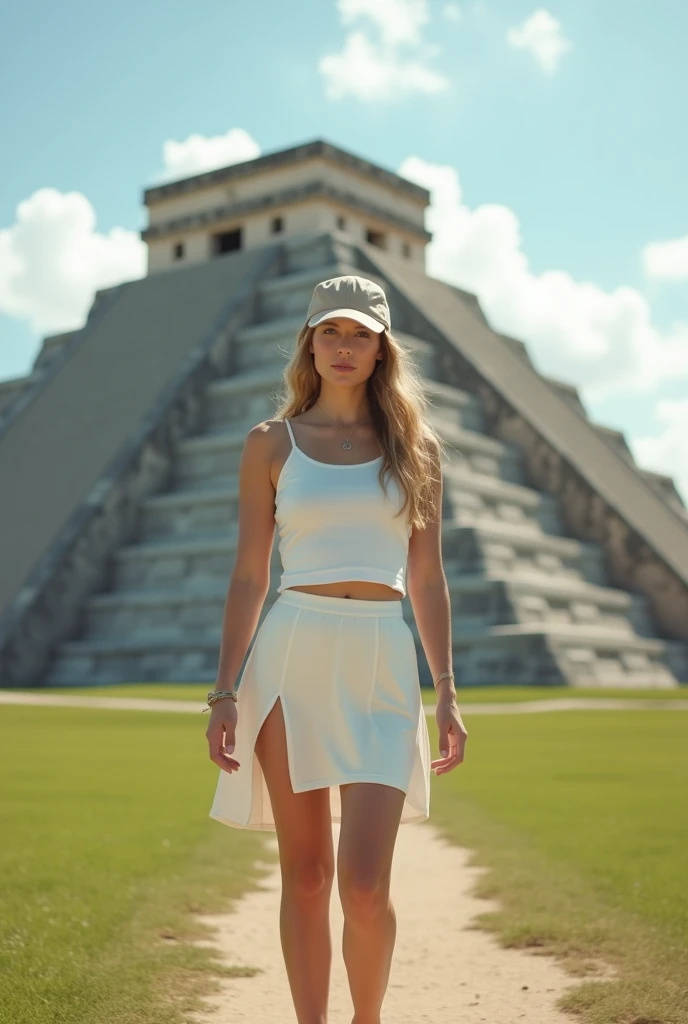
top-left (205, 422), bottom-right (277, 773)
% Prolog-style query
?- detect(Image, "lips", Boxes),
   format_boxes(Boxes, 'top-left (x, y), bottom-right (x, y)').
top-left (332, 364), bottom-right (355, 369)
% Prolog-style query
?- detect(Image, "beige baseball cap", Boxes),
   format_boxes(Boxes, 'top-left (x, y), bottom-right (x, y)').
top-left (306, 275), bottom-right (391, 334)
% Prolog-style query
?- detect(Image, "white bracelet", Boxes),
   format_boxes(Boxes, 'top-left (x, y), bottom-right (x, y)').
top-left (434, 671), bottom-right (454, 687)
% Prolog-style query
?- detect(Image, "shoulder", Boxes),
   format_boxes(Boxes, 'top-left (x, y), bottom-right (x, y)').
top-left (417, 431), bottom-right (443, 491)
top-left (420, 430), bottom-right (442, 464)
top-left (242, 418), bottom-right (289, 459)
top-left (422, 431), bottom-right (441, 456)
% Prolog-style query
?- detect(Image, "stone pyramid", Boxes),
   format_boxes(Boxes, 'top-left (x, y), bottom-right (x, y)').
top-left (1, 141), bottom-right (686, 689)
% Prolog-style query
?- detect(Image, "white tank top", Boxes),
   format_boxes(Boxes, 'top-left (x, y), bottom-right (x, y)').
top-left (275, 418), bottom-right (412, 596)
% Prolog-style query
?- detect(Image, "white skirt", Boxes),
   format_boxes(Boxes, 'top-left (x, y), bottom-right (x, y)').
top-left (209, 589), bottom-right (432, 830)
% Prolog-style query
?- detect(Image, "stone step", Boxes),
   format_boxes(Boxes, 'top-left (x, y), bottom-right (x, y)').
top-left (409, 620), bottom-right (677, 688)
top-left (439, 425), bottom-right (523, 484)
top-left (112, 533), bottom-right (251, 591)
top-left (230, 317), bottom-right (303, 373)
top-left (423, 379), bottom-right (486, 433)
top-left (205, 364), bottom-right (290, 428)
top-left (46, 633), bottom-right (223, 685)
top-left (442, 463), bottom-right (564, 534)
top-left (138, 485), bottom-right (242, 541)
top-left (83, 583), bottom-right (229, 639)
top-left (443, 571), bottom-right (653, 635)
top-left (440, 520), bottom-right (608, 585)
top-left (233, 313), bottom-right (306, 347)
top-left (282, 233), bottom-right (355, 274)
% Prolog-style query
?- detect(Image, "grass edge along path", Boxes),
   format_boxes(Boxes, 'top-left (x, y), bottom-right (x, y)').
top-left (427, 712), bottom-right (688, 1024)
top-left (428, 803), bottom-right (688, 1024)
top-left (74, 823), bottom-right (277, 1024)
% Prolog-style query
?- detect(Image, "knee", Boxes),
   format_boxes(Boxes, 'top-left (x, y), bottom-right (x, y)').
top-left (284, 859), bottom-right (334, 899)
top-left (339, 872), bottom-right (389, 925)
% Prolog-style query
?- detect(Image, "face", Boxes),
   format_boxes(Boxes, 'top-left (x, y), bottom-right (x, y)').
top-left (309, 317), bottom-right (383, 383)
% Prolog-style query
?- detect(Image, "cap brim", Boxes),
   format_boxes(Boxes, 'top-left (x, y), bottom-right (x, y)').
top-left (307, 308), bottom-right (386, 334)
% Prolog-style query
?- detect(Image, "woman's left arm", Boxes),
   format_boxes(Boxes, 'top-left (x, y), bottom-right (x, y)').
top-left (406, 436), bottom-right (468, 775)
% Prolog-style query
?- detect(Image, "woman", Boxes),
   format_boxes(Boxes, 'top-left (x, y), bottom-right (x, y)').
top-left (205, 274), bottom-right (468, 1024)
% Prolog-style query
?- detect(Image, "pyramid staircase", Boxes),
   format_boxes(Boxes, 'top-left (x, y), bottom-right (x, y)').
top-left (2, 232), bottom-right (686, 689)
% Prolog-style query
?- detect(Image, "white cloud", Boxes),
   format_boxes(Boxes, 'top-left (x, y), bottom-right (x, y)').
top-left (319, 29), bottom-right (449, 100)
top-left (507, 8), bottom-right (571, 75)
top-left (0, 127), bottom-right (261, 350)
top-left (338, 0), bottom-right (429, 46)
top-left (319, 0), bottom-right (450, 101)
top-left (631, 399), bottom-right (688, 505)
top-left (643, 233), bottom-right (688, 281)
top-left (156, 127), bottom-right (261, 182)
top-left (398, 154), bottom-right (688, 407)
top-left (0, 188), bottom-right (145, 335)
top-left (443, 3), bottom-right (462, 22)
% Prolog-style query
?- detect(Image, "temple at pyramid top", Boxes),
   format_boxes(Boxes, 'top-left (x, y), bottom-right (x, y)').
top-left (141, 138), bottom-right (432, 275)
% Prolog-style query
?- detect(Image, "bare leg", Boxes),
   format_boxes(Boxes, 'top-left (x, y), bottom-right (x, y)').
top-left (337, 782), bottom-right (406, 1024)
top-left (255, 697), bottom-right (335, 1024)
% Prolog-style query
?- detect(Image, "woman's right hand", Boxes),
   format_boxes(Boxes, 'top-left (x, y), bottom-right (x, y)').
top-left (205, 696), bottom-right (241, 774)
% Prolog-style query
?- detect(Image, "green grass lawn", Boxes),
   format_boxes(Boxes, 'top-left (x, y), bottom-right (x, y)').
top-left (1, 702), bottom-right (687, 1023)
top-left (0, 706), bottom-right (273, 1024)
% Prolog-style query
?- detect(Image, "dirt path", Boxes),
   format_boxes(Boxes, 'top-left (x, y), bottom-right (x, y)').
top-left (178, 684), bottom-right (673, 1021)
top-left (1, 690), bottom-right (686, 715)
top-left (189, 819), bottom-right (590, 1024)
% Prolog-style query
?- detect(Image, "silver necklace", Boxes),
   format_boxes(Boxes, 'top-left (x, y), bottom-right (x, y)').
top-left (315, 402), bottom-right (367, 450)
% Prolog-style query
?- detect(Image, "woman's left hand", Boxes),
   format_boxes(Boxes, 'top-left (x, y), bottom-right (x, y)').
top-left (431, 697), bottom-right (468, 775)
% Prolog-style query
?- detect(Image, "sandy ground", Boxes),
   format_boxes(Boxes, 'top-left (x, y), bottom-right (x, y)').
top-left (188, 819), bottom-right (592, 1024)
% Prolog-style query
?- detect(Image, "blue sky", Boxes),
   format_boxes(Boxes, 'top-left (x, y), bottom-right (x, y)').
top-left (1, 0), bottom-right (687, 499)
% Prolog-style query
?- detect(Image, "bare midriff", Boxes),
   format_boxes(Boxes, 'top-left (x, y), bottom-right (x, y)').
top-left (285, 582), bottom-right (403, 601)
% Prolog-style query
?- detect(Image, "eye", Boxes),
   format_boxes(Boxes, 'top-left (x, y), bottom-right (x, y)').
top-left (320, 326), bottom-right (370, 337)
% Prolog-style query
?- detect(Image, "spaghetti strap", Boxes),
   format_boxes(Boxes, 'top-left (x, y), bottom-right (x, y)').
top-left (284, 418), bottom-right (296, 451)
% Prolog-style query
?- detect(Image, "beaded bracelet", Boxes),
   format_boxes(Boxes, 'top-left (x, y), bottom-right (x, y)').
top-left (202, 689), bottom-right (238, 712)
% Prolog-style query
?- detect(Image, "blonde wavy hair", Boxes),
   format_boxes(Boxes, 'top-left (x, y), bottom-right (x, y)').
top-left (272, 323), bottom-right (448, 531)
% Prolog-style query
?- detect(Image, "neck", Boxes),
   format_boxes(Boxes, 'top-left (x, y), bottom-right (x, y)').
top-left (315, 383), bottom-right (372, 426)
